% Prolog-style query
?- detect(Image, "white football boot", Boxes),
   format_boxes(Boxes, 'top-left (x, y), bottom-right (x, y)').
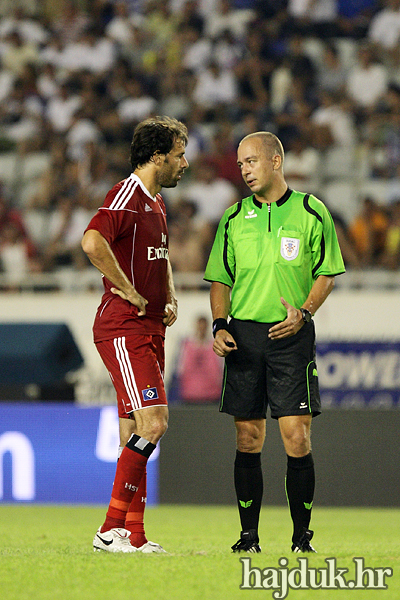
top-left (134, 540), bottom-right (167, 553)
top-left (93, 528), bottom-right (138, 553)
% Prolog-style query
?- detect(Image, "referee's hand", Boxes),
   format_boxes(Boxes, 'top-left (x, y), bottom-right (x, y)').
top-left (213, 330), bottom-right (237, 357)
top-left (268, 297), bottom-right (304, 339)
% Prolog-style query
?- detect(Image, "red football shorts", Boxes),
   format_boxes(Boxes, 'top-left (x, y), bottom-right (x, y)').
top-left (95, 334), bottom-right (167, 418)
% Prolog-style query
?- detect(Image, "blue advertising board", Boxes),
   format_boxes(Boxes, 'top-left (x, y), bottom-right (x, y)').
top-left (317, 342), bottom-right (400, 409)
top-left (0, 405), bottom-right (159, 504)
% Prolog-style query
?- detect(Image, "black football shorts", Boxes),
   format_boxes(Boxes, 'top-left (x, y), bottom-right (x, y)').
top-left (219, 318), bottom-right (321, 420)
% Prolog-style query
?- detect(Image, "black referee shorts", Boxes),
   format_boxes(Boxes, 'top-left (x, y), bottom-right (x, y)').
top-left (220, 318), bottom-right (321, 420)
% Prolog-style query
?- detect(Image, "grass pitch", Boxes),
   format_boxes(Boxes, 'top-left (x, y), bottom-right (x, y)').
top-left (1, 505), bottom-right (399, 600)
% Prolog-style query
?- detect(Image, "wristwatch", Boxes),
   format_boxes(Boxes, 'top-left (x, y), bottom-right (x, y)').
top-left (300, 308), bottom-right (312, 323)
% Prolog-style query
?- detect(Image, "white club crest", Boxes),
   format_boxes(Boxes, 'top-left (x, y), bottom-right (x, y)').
top-left (280, 237), bottom-right (300, 261)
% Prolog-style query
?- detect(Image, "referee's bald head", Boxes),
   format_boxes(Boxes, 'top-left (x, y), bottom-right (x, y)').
top-left (239, 132), bottom-right (284, 166)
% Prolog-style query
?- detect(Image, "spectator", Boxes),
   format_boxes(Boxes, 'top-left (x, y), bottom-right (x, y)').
top-left (43, 195), bottom-right (93, 271)
top-left (0, 8), bottom-right (48, 46)
top-left (168, 199), bottom-right (210, 273)
top-left (316, 42), bottom-right (348, 95)
top-left (364, 84), bottom-right (400, 178)
top-left (346, 44), bottom-right (388, 115)
top-left (382, 199), bottom-right (400, 269)
top-left (182, 25), bottom-right (213, 73)
top-left (368, 0), bottom-right (400, 56)
top-left (176, 315), bottom-right (224, 404)
top-left (1, 30), bottom-right (38, 76)
top-left (105, 0), bottom-right (139, 49)
top-left (287, 0), bottom-right (339, 38)
top-left (192, 60), bottom-right (238, 114)
top-left (312, 90), bottom-right (356, 149)
top-left (0, 222), bottom-right (39, 289)
top-left (337, 0), bottom-right (378, 38)
top-left (349, 196), bottom-right (389, 266)
top-left (184, 157), bottom-right (239, 228)
top-left (283, 134), bottom-right (320, 193)
top-left (204, 0), bottom-right (255, 40)
top-left (46, 82), bottom-right (82, 134)
top-left (52, 0), bottom-right (90, 46)
top-left (116, 79), bottom-right (157, 124)
top-left (208, 122), bottom-right (246, 191)
top-left (329, 209), bottom-right (362, 269)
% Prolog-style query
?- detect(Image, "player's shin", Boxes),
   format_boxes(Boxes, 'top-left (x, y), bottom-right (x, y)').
top-left (101, 435), bottom-right (156, 533)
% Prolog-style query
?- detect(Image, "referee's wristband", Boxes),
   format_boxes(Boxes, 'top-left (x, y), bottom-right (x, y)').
top-left (212, 318), bottom-right (228, 338)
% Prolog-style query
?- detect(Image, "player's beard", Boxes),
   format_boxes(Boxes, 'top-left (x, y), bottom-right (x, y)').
top-left (158, 167), bottom-right (182, 188)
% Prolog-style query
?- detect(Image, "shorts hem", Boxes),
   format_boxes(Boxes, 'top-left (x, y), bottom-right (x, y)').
top-left (219, 406), bottom-right (267, 420)
top-left (120, 402), bottom-right (168, 417)
top-left (270, 409), bottom-right (321, 420)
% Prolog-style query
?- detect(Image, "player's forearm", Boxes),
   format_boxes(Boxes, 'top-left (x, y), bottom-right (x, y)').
top-left (210, 281), bottom-right (231, 320)
top-left (165, 258), bottom-right (177, 305)
top-left (302, 275), bottom-right (335, 315)
top-left (81, 229), bottom-right (135, 295)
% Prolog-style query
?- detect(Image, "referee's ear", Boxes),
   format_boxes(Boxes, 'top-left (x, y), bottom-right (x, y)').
top-left (272, 154), bottom-right (282, 171)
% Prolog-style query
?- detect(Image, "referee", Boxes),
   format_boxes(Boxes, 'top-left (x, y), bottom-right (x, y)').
top-left (204, 132), bottom-right (345, 553)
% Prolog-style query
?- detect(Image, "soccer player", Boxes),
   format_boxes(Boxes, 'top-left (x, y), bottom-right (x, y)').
top-left (204, 132), bottom-right (345, 553)
top-left (82, 116), bottom-right (188, 553)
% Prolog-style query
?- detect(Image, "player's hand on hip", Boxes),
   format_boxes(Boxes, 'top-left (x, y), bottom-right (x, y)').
top-left (268, 297), bottom-right (303, 339)
top-left (163, 298), bottom-right (178, 327)
top-left (213, 330), bottom-right (237, 357)
top-left (111, 287), bottom-right (148, 316)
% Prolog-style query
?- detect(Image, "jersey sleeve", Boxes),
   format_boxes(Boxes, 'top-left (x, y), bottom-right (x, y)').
top-left (84, 187), bottom-right (135, 245)
top-left (310, 197), bottom-right (346, 279)
top-left (204, 208), bottom-right (236, 286)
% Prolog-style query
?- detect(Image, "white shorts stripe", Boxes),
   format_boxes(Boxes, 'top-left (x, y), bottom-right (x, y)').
top-left (120, 336), bottom-right (143, 407)
top-left (113, 337), bottom-right (140, 411)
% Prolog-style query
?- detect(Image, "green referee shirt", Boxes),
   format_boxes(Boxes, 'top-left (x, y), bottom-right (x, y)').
top-left (204, 188), bottom-right (345, 323)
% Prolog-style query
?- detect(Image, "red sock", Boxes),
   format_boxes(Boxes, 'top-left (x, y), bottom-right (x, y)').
top-left (125, 468), bottom-right (148, 547)
top-left (101, 446), bottom-right (148, 533)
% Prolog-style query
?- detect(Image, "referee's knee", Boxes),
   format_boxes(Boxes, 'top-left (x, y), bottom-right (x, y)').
top-left (235, 421), bottom-right (265, 453)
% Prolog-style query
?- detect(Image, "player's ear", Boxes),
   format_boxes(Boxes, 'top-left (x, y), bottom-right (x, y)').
top-left (152, 151), bottom-right (164, 166)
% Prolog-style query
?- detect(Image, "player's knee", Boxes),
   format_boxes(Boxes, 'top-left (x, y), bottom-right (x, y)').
top-left (144, 417), bottom-right (168, 444)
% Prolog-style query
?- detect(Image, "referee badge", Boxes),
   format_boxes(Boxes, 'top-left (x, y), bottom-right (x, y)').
top-left (281, 237), bottom-right (300, 261)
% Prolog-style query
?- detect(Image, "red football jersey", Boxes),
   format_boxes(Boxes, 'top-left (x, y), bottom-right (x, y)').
top-left (85, 173), bottom-right (169, 342)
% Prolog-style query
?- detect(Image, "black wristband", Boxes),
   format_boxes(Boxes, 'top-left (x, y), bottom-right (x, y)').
top-left (212, 318), bottom-right (228, 338)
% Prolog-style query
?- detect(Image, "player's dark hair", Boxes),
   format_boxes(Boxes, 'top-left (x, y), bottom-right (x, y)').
top-left (130, 116), bottom-right (188, 170)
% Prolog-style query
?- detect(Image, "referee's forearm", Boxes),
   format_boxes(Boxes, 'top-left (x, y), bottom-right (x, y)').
top-left (303, 275), bottom-right (335, 315)
top-left (210, 281), bottom-right (231, 320)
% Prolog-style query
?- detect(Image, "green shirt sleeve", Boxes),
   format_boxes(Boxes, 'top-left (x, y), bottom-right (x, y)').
top-left (309, 196), bottom-right (345, 279)
top-left (204, 204), bottom-right (238, 286)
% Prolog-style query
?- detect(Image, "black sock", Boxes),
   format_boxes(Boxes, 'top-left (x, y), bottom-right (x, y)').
top-left (234, 450), bottom-right (263, 534)
top-left (286, 453), bottom-right (315, 543)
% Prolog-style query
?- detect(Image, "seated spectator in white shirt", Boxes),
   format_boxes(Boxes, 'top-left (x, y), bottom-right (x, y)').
top-left (117, 79), bottom-right (157, 124)
top-left (312, 90), bottom-right (357, 148)
top-left (368, 0), bottom-right (400, 52)
top-left (182, 25), bottom-right (213, 73)
top-left (184, 157), bottom-right (239, 227)
top-left (204, 0), bottom-right (255, 40)
top-left (193, 60), bottom-right (238, 110)
top-left (46, 82), bottom-right (82, 134)
top-left (346, 44), bottom-right (388, 112)
top-left (283, 135), bottom-right (320, 193)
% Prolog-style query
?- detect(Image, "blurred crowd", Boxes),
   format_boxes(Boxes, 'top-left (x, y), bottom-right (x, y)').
top-left (2, 0), bottom-right (400, 289)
